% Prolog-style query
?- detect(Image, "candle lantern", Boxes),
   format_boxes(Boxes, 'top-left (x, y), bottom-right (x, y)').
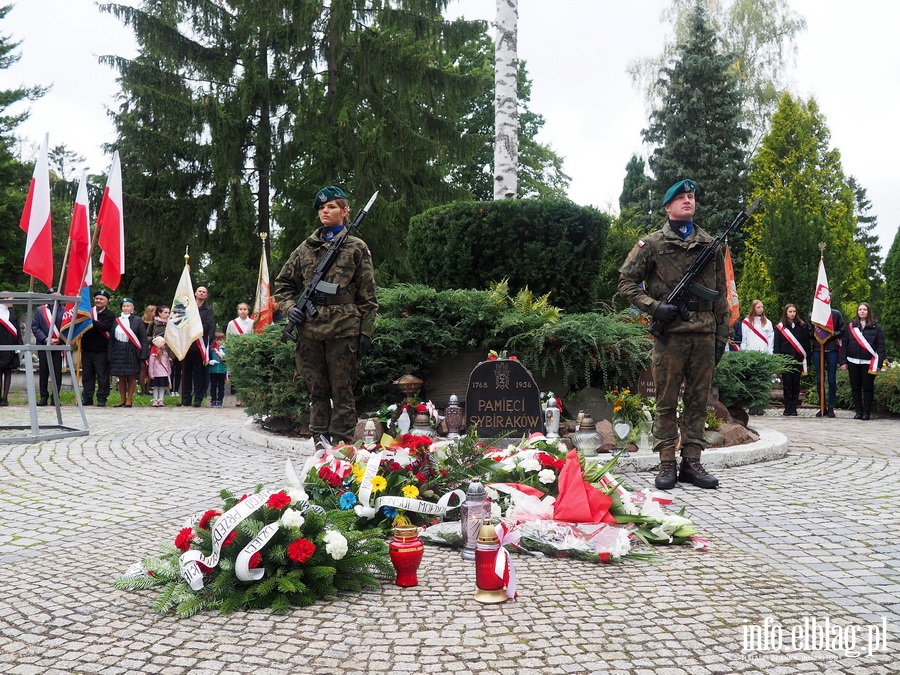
top-left (544, 396), bottom-right (561, 439)
top-left (389, 525), bottom-right (424, 587)
top-left (411, 404), bottom-right (438, 439)
top-left (473, 519), bottom-right (508, 604)
top-left (572, 414), bottom-right (602, 457)
top-left (459, 479), bottom-right (490, 561)
top-left (363, 419), bottom-right (376, 445)
top-left (443, 394), bottom-right (465, 439)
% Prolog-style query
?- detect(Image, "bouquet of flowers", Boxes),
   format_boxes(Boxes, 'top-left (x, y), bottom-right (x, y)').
top-left (114, 486), bottom-right (392, 617)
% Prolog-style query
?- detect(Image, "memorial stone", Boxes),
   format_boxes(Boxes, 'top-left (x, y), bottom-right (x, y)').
top-left (465, 358), bottom-right (543, 437)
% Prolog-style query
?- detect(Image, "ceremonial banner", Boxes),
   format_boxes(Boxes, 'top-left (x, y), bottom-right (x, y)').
top-left (253, 243), bottom-right (274, 332)
top-left (97, 151), bottom-right (124, 290)
top-left (810, 257), bottom-right (834, 340)
top-left (61, 174), bottom-right (93, 342)
top-left (724, 244), bottom-right (740, 325)
top-left (165, 262), bottom-right (203, 360)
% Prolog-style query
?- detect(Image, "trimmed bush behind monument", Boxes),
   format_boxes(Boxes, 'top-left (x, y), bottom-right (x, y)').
top-left (712, 350), bottom-right (795, 411)
top-left (406, 199), bottom-right (611, 312)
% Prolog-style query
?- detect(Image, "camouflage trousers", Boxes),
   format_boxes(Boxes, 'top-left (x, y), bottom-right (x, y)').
top-left (650, 332), bottom-right (716, 461)
top-left (295, 336), bottom-right (359, 442)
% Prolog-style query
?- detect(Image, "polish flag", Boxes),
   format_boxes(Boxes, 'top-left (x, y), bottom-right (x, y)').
top-left (19, 134), bottom-right (54, 287)
top-left (97, 151), bottom-right (124, 290)
top-left (810, 257), bottom-right (834, 338)
top-left (253, 243), bottom-right (274, 332)
top-left (64, 173), bottom-right (92, 295)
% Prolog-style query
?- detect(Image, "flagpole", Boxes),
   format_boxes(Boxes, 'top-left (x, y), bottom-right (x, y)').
top-left (817, 243), bottom-right (826, 418)
top-left (57, 237), bottom-right (73, 294)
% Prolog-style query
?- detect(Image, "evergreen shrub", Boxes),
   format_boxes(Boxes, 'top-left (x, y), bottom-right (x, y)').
top-left (712, 350), bottom-right (794, 411)
top-left (406, 199), bottom-right (611, 312)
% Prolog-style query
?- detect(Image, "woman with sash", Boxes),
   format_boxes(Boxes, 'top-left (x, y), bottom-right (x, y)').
top-left (773, 304), bottom-right (810, 417)
top-left (741, 299), bottom-right (774, 415)
top-left (109, 298), bottom-right (149, 407)
top-left (840, 302), bottom-right (886, 420)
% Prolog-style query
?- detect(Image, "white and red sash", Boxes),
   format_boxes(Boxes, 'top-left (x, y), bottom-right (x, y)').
top-left (229, 318), bottom-right (245, 334)
top-left (212, 345), bottom-right (225, 363)
top-left (42, 306), bottom-right (62, 341)
top-left (92, 307), bottom-right (110, 339)
top-left (742, 318), bottom-right (769, 345)
top-left (775, 322), bottom-right (807, 374)
top-left (116, 317), bottom-right (143, 350)
top-left (849, 324), bottom-right (880, 373)
top-left (0, 306), bottom-right (16, 339)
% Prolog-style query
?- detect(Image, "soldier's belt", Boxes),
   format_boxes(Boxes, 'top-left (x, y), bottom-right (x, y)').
top-left (685, 300), bottom-right (714, 311)
top-left (312, 294), bottom-right (354, 306)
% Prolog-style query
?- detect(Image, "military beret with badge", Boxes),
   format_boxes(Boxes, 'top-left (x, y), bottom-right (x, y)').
top-left (313, 185), bottom-right (348, 211)
top-left (662, 178), bottom-right (696, 206)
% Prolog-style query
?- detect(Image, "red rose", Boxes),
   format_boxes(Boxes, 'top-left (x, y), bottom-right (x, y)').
top-left (174, 527), bottom-right (195, 552)
top-left (249, 552), bottom-right (262, 569)
top-left (223, 531), bottom-right (238, 547)
top-left (198, 509), bottom-right (221, 530)
top-left (287, 538), bottom-right (317, 563)
top-left (267, 491), bottom-right (291, 510)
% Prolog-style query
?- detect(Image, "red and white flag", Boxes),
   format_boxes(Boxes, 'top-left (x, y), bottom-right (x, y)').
top-left (19, 134), bottom-right (54, 287)
top-left (252, 243), bottom-right (274, 332)
top-left (724, 245), bottom-right (740, 325)
top-left (64, 173), bottom-right (92, 295)
top-left (810, 257), bottom-right (834, 335)
top-left (97, 151), bottom-right (124, 290)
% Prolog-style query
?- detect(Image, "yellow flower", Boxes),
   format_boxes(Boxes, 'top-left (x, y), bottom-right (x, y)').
top-left (351, 464), bottom-right (367, 484)
top-left (402, 485), bottom-right (419, 499)
top-left (371, 476), bottom-right (387, 494)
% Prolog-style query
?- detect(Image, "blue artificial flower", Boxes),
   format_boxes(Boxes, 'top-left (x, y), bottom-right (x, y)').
top-left (339, 492), bottom-right (358, 510)
top-left (381, 506), bottom-right (397, 519)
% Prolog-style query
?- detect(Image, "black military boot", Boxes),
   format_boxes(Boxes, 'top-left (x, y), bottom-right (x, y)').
top-left (654, 460), bottom-right (678, 490)
top-left (679, 457), bottom-right (719, 489)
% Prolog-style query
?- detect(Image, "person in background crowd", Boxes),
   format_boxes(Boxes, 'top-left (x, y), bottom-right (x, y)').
top-left (32, 287), bottom-right (63, 406)
top-left (80, 289), bottom-right (116, 406)
top-left (139, 304), bottom-right (157, 395)
top-left (208, 331), bottom-right (227, 408)
top-left (180, 286), bottom-right (215, 407)
top-left (617, 179), bottom-right (730, 490)
top-left (741, 299), bottom-right (774, 415)
top-left (109, 298), bottom-right (149, 407)
top-left (808, 306), bottom-right (845, 418)
top-left (225, 302), bottom-right (254, 406)
top-left (147, 305), bottom-right (172, 408)
top-left (840, 302), bottom-right (886, 421)
top-left (274, 185), bottom-right (378, 444)
top-left (0, 298), bottom-right (22, 406)
top-left (729, 316), bottom-right (743, 351)
top-left (773, 303), bottom-right (810, 417)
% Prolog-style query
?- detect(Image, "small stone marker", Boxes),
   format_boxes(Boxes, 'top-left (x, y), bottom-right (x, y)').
top-left (465, 358), bottom-right (543, 437)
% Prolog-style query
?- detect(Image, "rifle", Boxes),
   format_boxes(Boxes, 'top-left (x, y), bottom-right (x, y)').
top-left (282, 191), bottom-right (378, 343)
top-left (648, 197), bottom-right (760, 344)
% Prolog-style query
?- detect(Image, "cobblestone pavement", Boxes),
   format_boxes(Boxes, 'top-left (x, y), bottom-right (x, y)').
top-left (1, 405), bottom-right (898, 675)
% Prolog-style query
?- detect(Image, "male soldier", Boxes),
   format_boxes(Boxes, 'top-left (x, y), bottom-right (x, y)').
top-left (618, 179), bottom-right (731, 490)
top-left (273, 186), bottom-right (377, 444)
top-left (80, 289), bottom-right (116, 406)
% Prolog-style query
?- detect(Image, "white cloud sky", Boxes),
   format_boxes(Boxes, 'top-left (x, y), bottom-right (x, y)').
top-left (5, 0), bottom-right (899, 258)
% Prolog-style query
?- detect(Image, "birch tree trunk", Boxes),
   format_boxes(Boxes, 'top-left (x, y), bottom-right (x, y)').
top-left (493, 0), bottom-right (518, 200)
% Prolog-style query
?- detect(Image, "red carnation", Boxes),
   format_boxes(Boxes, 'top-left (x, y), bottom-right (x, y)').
top-left (287, 538), bottom-right (317, 563)
top-left (388, 461), bottom-right (403, 472)
top-left (416, 403), bottom-right (428, 413)
top-left (415, 472), bottom-right (427, 483)
top-left (249, 552), bottom-right (262, 569)
top-left (536, 452), bottom-right (555, 467)
top-left (599, 552), bottom-right (611, 564)
top-left (318, 465), bottom-right (331, 479)
top-left (267, 491), bottom-right (291, 510)
top-left (198, 509), bottom-right (221, 530)
top-left (174, 527), bottom-right (195, 552)
top-left (223, 531), bottom-right (238, 547)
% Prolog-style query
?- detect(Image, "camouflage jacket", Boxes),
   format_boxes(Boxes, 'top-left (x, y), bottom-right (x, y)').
top-left (273, 226), bottom-right (378, 341)
top-left (617, 222), bottom-right (731, 340)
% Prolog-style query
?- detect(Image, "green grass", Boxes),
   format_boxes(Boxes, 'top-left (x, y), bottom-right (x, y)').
top-left (4, 390), bottom-right (182, 407)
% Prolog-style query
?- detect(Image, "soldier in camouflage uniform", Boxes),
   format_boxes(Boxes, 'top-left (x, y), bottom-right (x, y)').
top-left (274, 186), bottom-right (378, 444)
top-left (618, 179), bottom-right (731, 490)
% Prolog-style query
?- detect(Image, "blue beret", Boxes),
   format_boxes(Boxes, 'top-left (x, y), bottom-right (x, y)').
top-left (313, 186), bottom-right (348, 211)
top-left (662, 179), bottom-right (697, 206)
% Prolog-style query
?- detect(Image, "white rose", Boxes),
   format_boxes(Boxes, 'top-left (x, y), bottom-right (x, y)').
top-left (538, 468), bottom-right (556, 484)
top-left (323, 530), bottom-right (348, 560)
top-left (280, 509), bottom-right (306, 529)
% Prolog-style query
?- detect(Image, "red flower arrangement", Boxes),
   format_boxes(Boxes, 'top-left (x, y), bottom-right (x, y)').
top-left (399, 433), bottom-right (433, 452)
top-left (318, 465), bottom-right (342, 488)
top-left (287, 538), bottom-right (317, 563)
top-left (174, 527), bottom-right (195, 552)
top-left (267, 491), bottom-right (291, 510)
top-left (537, 452), bottom-right (565, 472)
top-left (198, 509), bottom-right (221, 530)
top-left (223, 531), bottom-right (238, 547)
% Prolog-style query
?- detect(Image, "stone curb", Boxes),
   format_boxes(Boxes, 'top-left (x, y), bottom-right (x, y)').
top-left (240, 420), bottom-right (789, 472)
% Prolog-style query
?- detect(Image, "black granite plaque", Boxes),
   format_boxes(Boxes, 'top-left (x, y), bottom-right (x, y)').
top-left (465, 358), bottom-right (543, 437)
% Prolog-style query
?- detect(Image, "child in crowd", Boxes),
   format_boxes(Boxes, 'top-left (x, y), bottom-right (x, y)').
top-left (147, 305), bottom-right (172, 407)
top-left (208, 331), bottom-right (227, 407)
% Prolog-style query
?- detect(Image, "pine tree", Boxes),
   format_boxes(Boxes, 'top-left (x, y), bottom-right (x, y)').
top-left (642, 3), bottom-right (750, 250)
top-left (848, 176), bottom-right (884, 306)
top-left (881, 228), bottom-right (900, 346)
top-left (745, 93), bottom-right (868, 316)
